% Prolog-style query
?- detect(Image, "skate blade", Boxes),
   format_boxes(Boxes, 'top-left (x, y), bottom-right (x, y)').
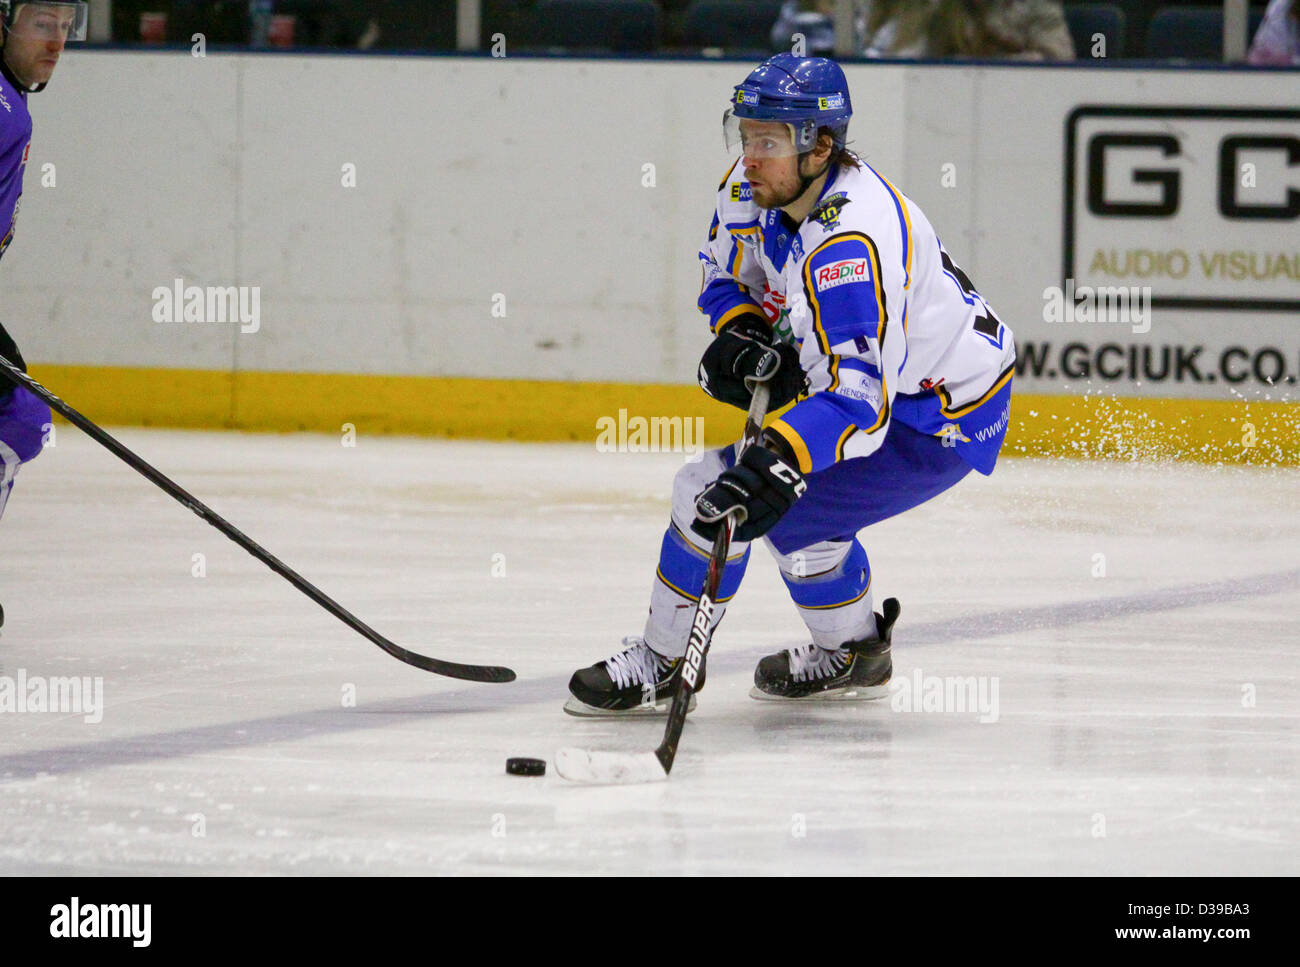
top-left (748, 683), bottom-right (891, 702)
top-left (563, 693), bottom-right (698, 717)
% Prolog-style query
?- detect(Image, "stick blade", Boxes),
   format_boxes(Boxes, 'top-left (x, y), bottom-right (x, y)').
top-left (396, 647), bottom-right (516, 682)
top-left (554, 747), bottom-right (668, 785)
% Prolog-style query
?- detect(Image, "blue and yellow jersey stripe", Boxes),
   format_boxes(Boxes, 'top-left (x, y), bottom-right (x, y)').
top-left (716, 158), bottom-right (740, 193)
top-left (935, 362), bottom-right (1015, 419)
top-left (769, 391), bottom-right (883, 473)
top-left (727, 235), bottom-right (743, 276)
top-left (865, 162), bottom-right (913, 291)
top-left (798, 575), bottom-right (872, 611)
top-left (656, 566), bottom-right (744, 604)
top-left (711, 302), bottom-right (761, 334)
top-left (834, 423), bottom-right (857, 462)
top-left (670, 522), bottom-right (748, 564)
top-left (768, 418), bottom-right (813, 474)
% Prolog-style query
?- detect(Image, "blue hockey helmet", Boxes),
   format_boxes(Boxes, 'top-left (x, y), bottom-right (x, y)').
top-left (725, 54), bottom-right (852, 158)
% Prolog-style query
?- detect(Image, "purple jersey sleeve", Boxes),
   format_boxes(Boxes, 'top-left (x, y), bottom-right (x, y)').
top-left (0, 71), bottom-right (33, 263)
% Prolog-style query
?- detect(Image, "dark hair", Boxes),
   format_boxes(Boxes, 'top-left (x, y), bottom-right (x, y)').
top-left (832, 145), bottom-right (863, 169)
top-left (817, 127), bottom-right (862, 169)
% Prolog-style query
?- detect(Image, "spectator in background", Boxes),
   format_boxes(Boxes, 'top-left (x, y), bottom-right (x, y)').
top-left (769, 0), bottom-right (838, 55)
top-left (1248, 0), bottom-right (1300, 65)
top-left (861, 0), bottom-right (937, 57)
top-left (769, 0), bottom-right (936, 56)
top-left (771, 0), bottom-right (1073, 60)
top-left (927, 0), bottom-right (1074, 59)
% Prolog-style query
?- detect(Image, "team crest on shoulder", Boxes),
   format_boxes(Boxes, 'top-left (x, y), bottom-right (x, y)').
top-left (810, 192), bottom-right (850, 232)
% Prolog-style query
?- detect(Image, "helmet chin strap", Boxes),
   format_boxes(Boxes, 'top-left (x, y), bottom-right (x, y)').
top-left (795, 151), bottom-right (832, 201)
top-left (782, 121), bottom-right (832, 200)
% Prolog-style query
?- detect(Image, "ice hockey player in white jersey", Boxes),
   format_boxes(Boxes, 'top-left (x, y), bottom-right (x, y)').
top-left (566, 54), bottom-right (1015, 714)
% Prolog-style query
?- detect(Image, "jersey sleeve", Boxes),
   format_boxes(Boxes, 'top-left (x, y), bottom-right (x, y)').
top-left (768, 231), bottom-right (905, 474)
top-left (697, 164), bottom-right (766, 333)
top-left (0, 93), bottom-right (31, 263)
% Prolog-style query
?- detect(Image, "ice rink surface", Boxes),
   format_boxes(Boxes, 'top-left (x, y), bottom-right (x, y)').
top-left (1, 427), bottom-right (1297, 875)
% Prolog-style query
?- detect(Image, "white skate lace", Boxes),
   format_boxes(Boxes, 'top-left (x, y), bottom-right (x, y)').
top-left (788, 642), bottom-right (849, 683)
top-left (604, 637), bottom-right (670, 690)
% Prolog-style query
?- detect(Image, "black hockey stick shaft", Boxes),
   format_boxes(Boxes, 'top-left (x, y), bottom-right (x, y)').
top-left (0, 356), bottom-right (515, 683)
top-left (654, 380), bottom-right (770, 774)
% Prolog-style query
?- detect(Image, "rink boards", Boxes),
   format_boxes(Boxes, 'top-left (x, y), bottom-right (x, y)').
top-left (5, 51), bottom-right (1298, 463)
top-left (25, 363), bottom-right (1298, 466)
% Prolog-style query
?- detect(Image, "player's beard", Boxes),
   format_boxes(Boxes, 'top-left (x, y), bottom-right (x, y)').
top-left (752, 179), bottom-right (803, 210)
top-left (752, 156), bottom-right (825, 210)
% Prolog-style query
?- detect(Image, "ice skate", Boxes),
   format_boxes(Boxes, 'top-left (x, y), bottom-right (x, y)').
top-left (564, 636), bottom-right (704, 716)
top-left (750, 598), bottom-right (899, 701)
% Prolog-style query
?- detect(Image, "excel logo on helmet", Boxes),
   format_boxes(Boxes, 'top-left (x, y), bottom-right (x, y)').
top-left (723, 54), bottom-right (853, 158)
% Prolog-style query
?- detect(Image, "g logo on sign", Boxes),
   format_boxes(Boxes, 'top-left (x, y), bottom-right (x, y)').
top-left (1065, 106), bottom-right (1300, 312)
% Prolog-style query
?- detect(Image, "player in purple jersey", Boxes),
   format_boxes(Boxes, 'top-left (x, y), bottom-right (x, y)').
top-left (0, 1), bottom-right (86, 627)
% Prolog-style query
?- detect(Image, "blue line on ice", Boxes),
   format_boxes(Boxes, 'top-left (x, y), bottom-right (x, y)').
top-left (1, 566), bottom-right (1295, 783)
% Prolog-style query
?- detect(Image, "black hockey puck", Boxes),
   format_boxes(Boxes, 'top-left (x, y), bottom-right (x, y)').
top-left (506, 757), bottom-right (546, 777)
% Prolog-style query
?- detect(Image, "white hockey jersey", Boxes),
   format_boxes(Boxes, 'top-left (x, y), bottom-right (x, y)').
top-left (698, 158), bottom-right (1016, 475)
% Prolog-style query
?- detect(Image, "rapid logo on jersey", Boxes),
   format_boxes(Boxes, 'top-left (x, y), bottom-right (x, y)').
top-left (729, 182), bottom-right (752, 202)
top-left (815, 257), bottom-right (869, 291)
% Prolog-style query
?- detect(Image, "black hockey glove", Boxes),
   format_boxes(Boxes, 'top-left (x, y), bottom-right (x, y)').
top-left (698, 314), bottom-right (805, 413)
top-left (691, 440), bottom-right (807, 544)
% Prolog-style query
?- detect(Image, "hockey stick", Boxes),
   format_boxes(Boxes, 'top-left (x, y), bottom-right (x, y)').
top-left (0, 355), bottom-right (515, 683)
top-left (556, 380), bottom-right (771, 783)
